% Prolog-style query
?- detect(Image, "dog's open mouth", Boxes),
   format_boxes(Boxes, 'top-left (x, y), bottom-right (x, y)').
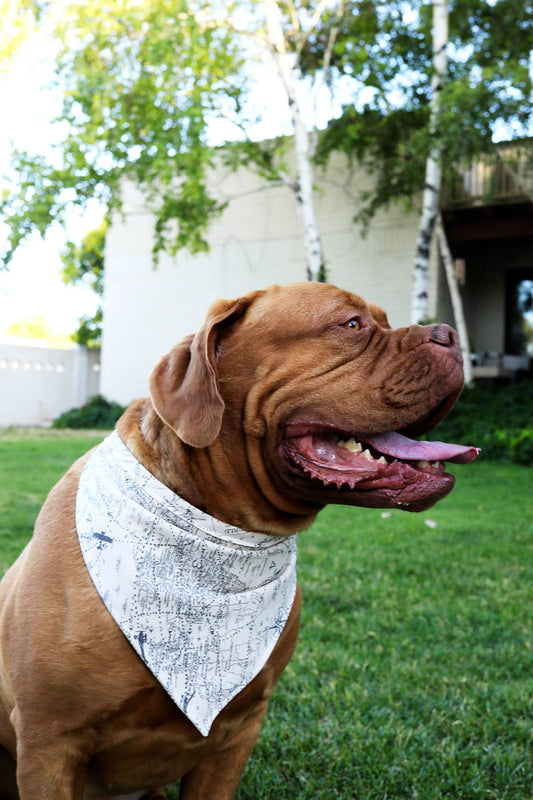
top-left (280, 422), bottom-right (479, 511)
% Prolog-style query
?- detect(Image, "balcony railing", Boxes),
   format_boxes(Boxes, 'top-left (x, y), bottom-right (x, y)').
top-left (443, 143), bottom-right (533, 208)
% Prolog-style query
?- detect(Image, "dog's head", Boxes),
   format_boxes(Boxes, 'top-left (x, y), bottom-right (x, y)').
top-left (150, 282), bottom-right (478, 525)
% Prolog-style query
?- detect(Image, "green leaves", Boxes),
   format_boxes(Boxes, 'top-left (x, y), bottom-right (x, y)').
top-left (316, 105), bottom-right (429, 227)
top-left (1, 0), bottom-right (531, 267)
top-left (311, 0), bottom-right (532, 224)
top-left (0, 0), bottom-right (44, 65)
top-left (61, 220), bottom-right (107, 297)
top-left (1, 0), bottom-right (247, 267)
top-left (60, 219), bottom-right (106, 346)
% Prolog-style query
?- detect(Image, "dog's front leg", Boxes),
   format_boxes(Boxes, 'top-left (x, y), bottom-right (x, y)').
top-left (178, 700), bottom-right (269, 800)
top-left (15, 732), bottom-right (86, 800)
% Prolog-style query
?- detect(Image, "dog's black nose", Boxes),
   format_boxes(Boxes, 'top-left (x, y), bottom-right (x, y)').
top-left (429, 324), bottom-right (456, 347)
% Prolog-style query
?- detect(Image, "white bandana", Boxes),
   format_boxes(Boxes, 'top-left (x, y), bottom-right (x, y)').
top-left (75, 431), bottom-right (297, 737)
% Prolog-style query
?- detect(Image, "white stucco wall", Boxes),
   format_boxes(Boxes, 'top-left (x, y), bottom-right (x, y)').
top-left (102, 152), bottom-right (432, 405)
top-left (0, 343), bottom-right (100, 426)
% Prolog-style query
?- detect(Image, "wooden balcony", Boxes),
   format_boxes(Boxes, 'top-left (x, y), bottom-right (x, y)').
top-left (443, 142), bottom-right (533, 209)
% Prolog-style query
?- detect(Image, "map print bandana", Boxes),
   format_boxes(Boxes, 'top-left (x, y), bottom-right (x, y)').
top-left (76, 431), bottom-right (298, 736)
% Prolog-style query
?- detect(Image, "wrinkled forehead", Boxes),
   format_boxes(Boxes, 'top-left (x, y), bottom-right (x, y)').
top-left (367, 302), bottom-right (391, 329)
top-left (243, 282), bottom-right (378, 326)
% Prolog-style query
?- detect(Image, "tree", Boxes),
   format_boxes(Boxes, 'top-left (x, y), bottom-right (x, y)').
top-left (1, 0), bottom-right (246, 267)
top-left (411, 0), bottom-right (448, 326)
top-left (0, 0), bottom-right (41, 64)
top-left (435, 212), bottom-right (473, 384)
top-left (315, 0), bottom-right (532, 219)
top-left (0, 0), bottom-right (363, 282)
top-left (61, 220), bottom-right (107, 348)
top-left (263, 0), bottom-right (326, 280)
top-left (414, 0), bottom-right (471, 383)
top-left (411, 0), bottom-right (473, 385)
top-left (2, 0), bottom-right (531, 295)
top-left (312, 0), bottom-right (530, 379)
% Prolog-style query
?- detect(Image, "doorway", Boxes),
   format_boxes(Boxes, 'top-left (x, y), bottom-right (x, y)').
top-left (506, 272), bottom-right (533, 356)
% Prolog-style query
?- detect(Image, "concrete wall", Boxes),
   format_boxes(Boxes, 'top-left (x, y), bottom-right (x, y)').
top-left (102, 152), bottom-right (433, 405)
top-left (0, 343), bottom-right (100, 427)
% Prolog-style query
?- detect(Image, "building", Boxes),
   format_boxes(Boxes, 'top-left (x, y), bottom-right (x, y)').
top-left (441, 144), bottom-right (533, 379)
top-left (101, 146), bottom-right (532, 405)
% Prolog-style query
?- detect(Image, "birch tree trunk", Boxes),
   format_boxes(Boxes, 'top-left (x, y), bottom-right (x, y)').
top-left (411, 0), bottom-right (449, 323)
top-left (265, 0), bottom-right (326, 282)
top-left (435, 213), bottom-right (473, 385)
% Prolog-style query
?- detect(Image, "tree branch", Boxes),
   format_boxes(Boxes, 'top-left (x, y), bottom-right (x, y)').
top-left (435, 212), bottom-right (473, 386)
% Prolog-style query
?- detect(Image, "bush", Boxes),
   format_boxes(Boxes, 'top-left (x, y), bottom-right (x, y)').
top-left (430, 379), bottom-right (533, 465)
top-left (52, 395), bottom-right (126, 429)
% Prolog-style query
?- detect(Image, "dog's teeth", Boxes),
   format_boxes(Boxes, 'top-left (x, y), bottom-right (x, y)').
top-left (362, 449), bottom-right (374, 461)
top-left (435, 461), bottom-right (443, 469)
top-left (417, 460), bottom-right (430, 468)
top-left (377, 456), bottom-right (387, 464)
top-left (339, 437), bottom-right (362, 452)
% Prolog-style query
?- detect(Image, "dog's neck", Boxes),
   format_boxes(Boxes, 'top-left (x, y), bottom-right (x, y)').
top-left (117, 400), bottom-right (208, 512)
top-left (116, 399), bottom-right (321, 535)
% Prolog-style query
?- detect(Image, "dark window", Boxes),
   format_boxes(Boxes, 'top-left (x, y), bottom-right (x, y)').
top-left (506, 273), bottom-right (533, 356)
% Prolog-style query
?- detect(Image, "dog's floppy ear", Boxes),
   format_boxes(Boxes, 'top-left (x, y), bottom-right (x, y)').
top-left (149, 297), bottom-right (250, 448)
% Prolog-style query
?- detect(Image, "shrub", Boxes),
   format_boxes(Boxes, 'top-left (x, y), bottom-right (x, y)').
top-left (430, 379), bottom-right (533, 465)
top-left (52, 395), bottom-right (126, 429)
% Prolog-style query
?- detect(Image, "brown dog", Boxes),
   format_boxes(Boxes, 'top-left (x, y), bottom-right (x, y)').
top-left (0, 282), bottom-right (478, 799)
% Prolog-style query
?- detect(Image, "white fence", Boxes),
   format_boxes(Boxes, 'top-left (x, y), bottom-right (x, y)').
top-left (0, 342), bottom-right (100, 427)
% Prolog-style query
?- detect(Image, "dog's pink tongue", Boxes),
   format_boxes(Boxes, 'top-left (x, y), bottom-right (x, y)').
top-left (366, 432), bottom-right (480, 464)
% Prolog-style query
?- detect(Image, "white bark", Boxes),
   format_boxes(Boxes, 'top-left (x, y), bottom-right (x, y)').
top-left (411, 0), bottom-right (449, 323)
top-left (435, 213), bottom-right (473, 386)
top-left (265, 0), bottom-right (325, 281)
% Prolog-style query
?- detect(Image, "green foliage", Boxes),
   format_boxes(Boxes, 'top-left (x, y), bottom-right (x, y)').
top-left (1, 0), bottom-right (531, 264)
top-left (1, 0), bottom-right (247, 267)
top-left (61, 220), bottom-right (106, 295)
top-left (71, 307), bottom-right (103, 348)
top-left (315, 106), bottom-right (429, 226)
top-left (312, 0), bottom-right (533, 224)
top-left (52, 395), bottom-right (125, 429)
top-left (61, 220), bottom-right (106, 346)
top-left (430, 379), bottom-right (533, 465)
top-left (0, 0), bottom-right (44, 64)
top-left (61, 219), bottom-right (106, 346)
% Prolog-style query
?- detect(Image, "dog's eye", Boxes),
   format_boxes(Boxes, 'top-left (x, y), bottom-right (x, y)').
top-left (343, 318), bottom-right (361, 331)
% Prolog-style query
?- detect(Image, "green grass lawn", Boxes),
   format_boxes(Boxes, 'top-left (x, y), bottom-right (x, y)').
top-left (0, 429), bottom-right (107, 572)
top-left (0, 431), bottom-right (531, 798)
